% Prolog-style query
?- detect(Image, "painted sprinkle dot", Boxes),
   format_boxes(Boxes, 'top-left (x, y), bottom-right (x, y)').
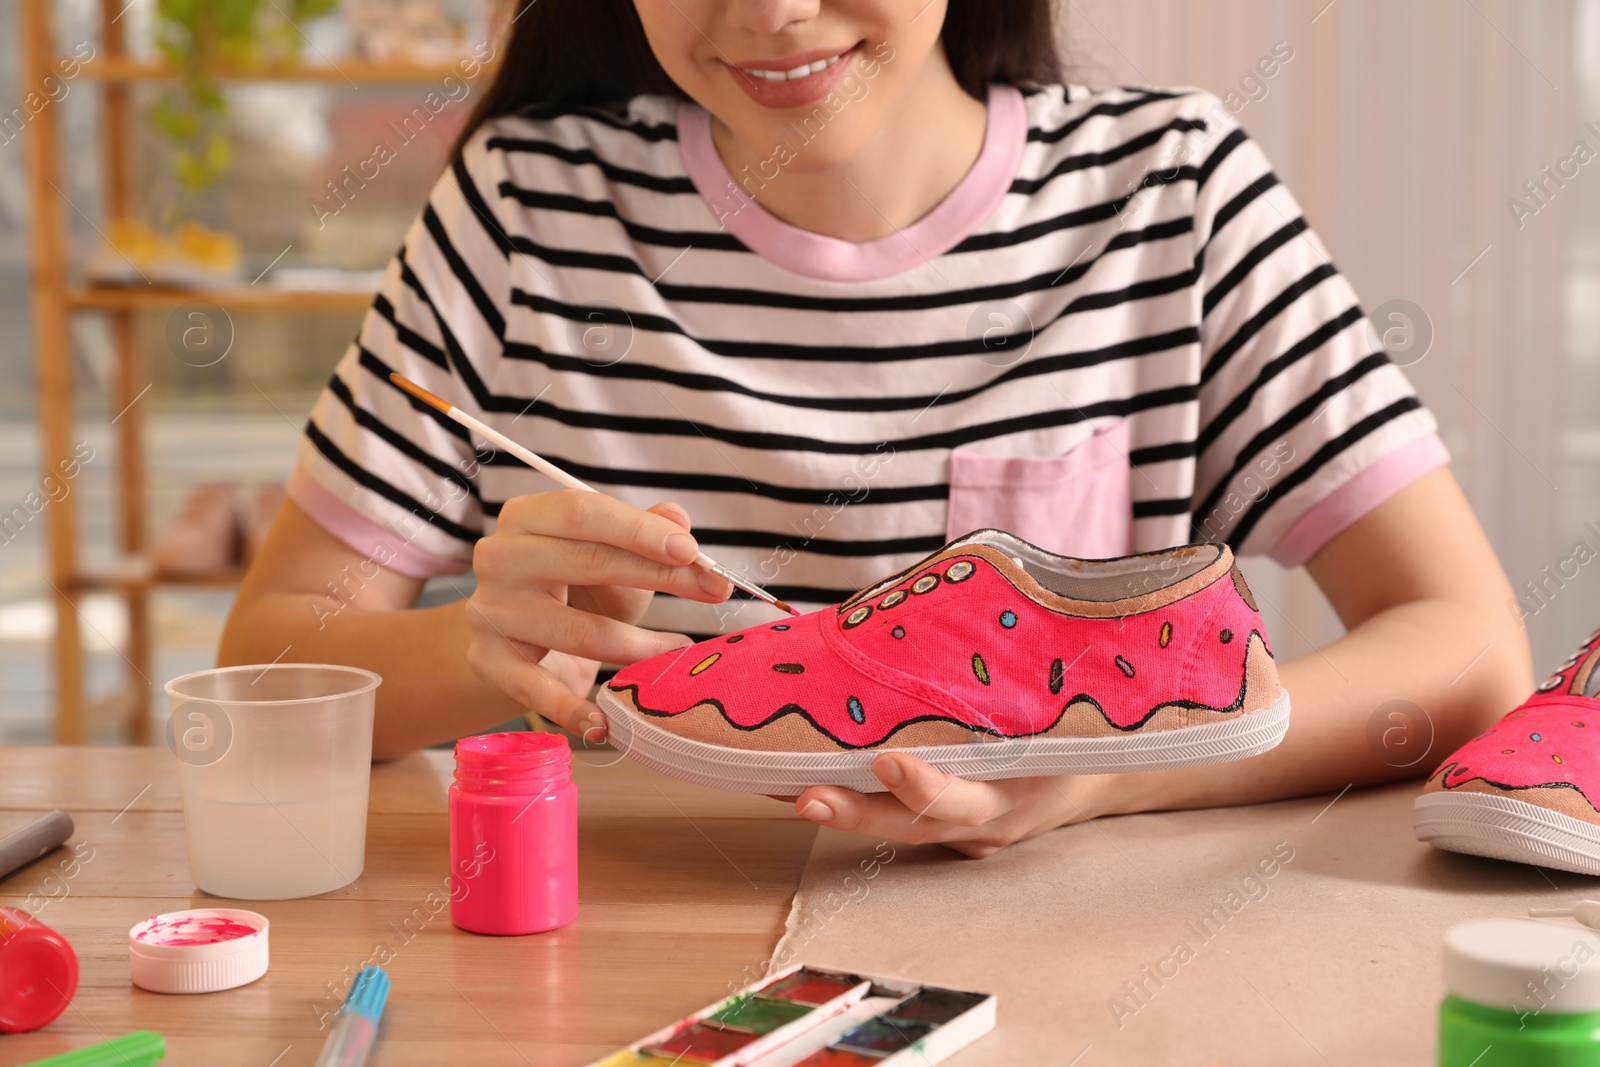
top-left (1576, 722), bottom-right (1588, 728)
top-left (880, 590), bottom-right (907, 610)
top-left (1049, 658), bottom-right (1065, 695)
top-left (773, 663), bottom-right (805, 674)
top-left (1220, 629), bottom-right (1234, 644)
top-left (847, 696), bottom-right (865, 724)
top-left (1531, 733), bottom-right (1543, 742)
top-left (1159, 621), bottom-right (1173, 649)
top-left (912, 573), bottom-right (940, 594)
top-left (1116, 655), bottom-right (1136, 679)
top-left (1503, 749), bottom-right (1516, 754)
top-left (891, 626), bottom-right (905, 640)
top-left (772, 624), bottom-right (790, 631)
top-left (1555, 754), bottom-right (1565, 764)
top-left (999, 610), bottom-right (1018, 629)
top-left (946, 560), bottom-right (975, 582)
top-left (690, 653), bottom-right (721, 676)
top-left (726, 634), bottom-right (744, 644)
top-left (972, 654), bottom-right (991, 686)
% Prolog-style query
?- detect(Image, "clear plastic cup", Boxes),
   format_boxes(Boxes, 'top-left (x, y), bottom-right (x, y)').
top-left (163, 664), bottom-right (381, 900)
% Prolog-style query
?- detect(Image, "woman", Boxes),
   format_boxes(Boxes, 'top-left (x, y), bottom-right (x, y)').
top-left (222, 0), bottom-right (1529, 855)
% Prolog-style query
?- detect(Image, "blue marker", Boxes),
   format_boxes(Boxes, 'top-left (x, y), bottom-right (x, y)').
top-left (314, 966), bottom-right (389, 1067)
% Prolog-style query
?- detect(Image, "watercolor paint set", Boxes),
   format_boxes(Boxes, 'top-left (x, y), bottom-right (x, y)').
top-left (590, 964), bottom-right (995, 1067)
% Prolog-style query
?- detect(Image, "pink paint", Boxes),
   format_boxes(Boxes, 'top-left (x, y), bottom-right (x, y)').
top-left (134, 914), bottom-right (259, 946)
top-left (449, 732), bottom-right (578, 936)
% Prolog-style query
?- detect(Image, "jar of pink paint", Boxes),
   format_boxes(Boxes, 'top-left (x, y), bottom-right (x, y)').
top-left (449, 731), bottom-right (577, 936)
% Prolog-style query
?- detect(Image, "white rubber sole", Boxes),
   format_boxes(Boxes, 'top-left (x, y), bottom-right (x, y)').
top-left (1414, 790), bottom-right (1600, 876)
top-left (599, 690), bottom-right (1291, 794)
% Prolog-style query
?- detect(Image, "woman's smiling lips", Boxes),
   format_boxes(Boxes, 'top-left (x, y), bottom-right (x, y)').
top-left (723, 43), bottom-right (864, 110)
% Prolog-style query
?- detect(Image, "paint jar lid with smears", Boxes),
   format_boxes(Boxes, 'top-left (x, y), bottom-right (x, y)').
top-left (128, 908), bottom-right (268, 994)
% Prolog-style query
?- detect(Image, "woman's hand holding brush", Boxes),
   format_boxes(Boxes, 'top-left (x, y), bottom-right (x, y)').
top-left (466, 490), bottom-right (733, 740)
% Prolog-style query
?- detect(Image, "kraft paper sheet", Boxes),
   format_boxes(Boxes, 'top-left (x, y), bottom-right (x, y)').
top-left (766, 781), bottom-right (1589, 1066)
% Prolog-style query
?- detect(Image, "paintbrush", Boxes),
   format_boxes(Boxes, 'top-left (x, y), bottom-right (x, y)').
top-left (389, 373), bottom-right (798, 616)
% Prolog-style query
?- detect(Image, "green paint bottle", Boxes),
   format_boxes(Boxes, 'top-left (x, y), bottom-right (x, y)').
top-left (1439, 918), bottom-right (1600, 1066)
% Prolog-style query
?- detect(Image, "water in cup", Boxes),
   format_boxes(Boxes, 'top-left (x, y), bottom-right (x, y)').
top-left (164, 664), bottom-right (379, 900)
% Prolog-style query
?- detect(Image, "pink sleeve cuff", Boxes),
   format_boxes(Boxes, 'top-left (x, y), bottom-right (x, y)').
top-left (286, 465), bottom-right (470, 580)
top-left (1270, 433), bottom-right (1451, 567)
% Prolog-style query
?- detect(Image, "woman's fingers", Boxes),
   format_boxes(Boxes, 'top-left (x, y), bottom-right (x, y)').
top-left (794, 754), bottom-right (1015, 849)
top-left (482, 494), bottom-right (730, 602)
top-left (648, 500), bottom-right (693, 531)
top-left (540, 649), bottom-right (601, 696)
top-left (501, 490), bottom-right (702, 568)
top-left (476, 532), bottom-right (730, 602)
top-left (469, 589), bottom-right (693, 667)
top-left (464, 629), bottom-right (602, 737)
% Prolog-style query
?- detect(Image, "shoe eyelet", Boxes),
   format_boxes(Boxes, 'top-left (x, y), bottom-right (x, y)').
top-left (945, 560), bottom-right (975, 582)
top-left (911, 573), bottom-right (940, 595)
top-left (880, 590), bottom-right (907, 610)
top-left (1539, 675), bottom-right (1564, 692)
top-left (842, 605), bottom-right (873, 629)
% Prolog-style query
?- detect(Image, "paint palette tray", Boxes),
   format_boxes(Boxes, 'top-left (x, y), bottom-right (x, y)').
top-left (590, 963), bottom-right (995, 1066)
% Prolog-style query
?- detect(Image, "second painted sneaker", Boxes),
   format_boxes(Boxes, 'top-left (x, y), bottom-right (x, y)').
top-left (1415, 628), bottom-right (1600, 875)
top-left (600, 530), bottom-right (1290, 793)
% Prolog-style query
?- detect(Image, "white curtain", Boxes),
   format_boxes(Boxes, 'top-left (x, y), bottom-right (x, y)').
top-left (1066, 0), bottom-right (1600, 672)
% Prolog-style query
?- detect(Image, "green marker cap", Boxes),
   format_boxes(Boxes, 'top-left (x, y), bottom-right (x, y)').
top-left (19, 1030), bottom-right (165, 1067)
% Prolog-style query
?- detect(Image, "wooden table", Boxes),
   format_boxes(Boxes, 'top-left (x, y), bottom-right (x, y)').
top-left (0, 747), bottom-right (816, 1066)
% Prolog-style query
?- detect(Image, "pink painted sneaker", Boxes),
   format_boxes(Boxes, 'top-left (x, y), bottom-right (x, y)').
top-left (1415, 628), bottom-right (1600, 874)
top-left (599, 530), bottom-right (1290, 793)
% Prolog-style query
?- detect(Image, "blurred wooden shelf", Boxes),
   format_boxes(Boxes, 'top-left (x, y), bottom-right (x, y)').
top-left (67, 284), bottom-right (374, 311)
top-left (78, 56), bottom-right (471, 84)
top-left (27, 0), bottom-right (478, 745)
top-left (78, 556), bottom-right (245, 593)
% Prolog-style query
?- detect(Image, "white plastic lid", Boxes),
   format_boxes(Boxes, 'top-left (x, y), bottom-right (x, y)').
top-left (1444, 918), bottom-right (1600, 1013)
top-left (129, 908), bottom-right (269, 994)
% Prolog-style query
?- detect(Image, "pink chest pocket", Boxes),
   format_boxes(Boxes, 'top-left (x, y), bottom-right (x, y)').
top-left (945, 420), bottom-right (1134, 558)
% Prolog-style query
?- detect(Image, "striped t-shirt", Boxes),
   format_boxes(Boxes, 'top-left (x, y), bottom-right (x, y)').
top-left (289, 82), bottom-right (1447, 635)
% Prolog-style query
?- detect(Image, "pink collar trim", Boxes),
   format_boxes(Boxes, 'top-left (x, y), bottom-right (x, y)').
top-left (677, 83), bottom-right (1026, 282)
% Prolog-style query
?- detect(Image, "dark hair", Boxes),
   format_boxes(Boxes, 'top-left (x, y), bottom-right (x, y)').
top-left (455, 1), bottom-right (1060, 153)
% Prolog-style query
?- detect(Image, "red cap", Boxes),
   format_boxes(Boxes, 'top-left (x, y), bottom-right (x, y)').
top-left (0, 906), bottom-right (79, 1033)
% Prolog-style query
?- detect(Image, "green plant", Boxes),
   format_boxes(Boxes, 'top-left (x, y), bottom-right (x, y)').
top-left (150, 0), bottom-right (338, 191)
